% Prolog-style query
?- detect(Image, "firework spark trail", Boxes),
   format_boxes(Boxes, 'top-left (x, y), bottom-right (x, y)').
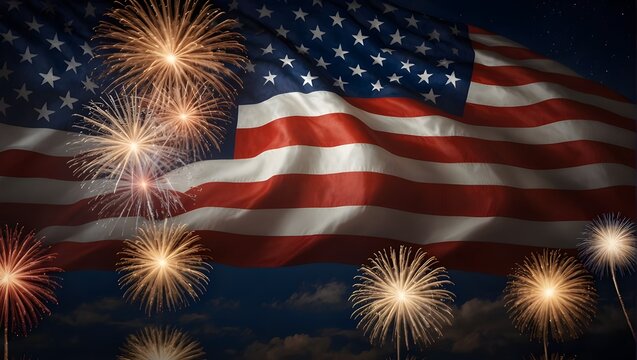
top-left (579, 214), bottom-right (637, 339)
top-left (504, 250), bottom-right (596, 359)
top-left (95, 0), bottom-right (246, 98)
top-left (118, 220), bottom-right (211, 314)
top-left (118, 326), bottom-right (205, 360)
top-left (350, 246), bottom-right (454, 359)
top-left (0, 226), bottom-right (61, 360)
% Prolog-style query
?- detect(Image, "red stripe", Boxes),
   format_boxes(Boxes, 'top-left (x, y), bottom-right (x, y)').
top-left (0, 150), bottom-right (76, 180)
top-left (344, 97), bottom-right (635, 130)
top-left (49, 236), bottom-right (576, 275)
top-left (467, 25), bottom-right (496, 35)
top-left (2, 174), bottom-right (634, 229)
top-left (472, 41), bottom-right (547, 60)
top-left (234, 113), bottom-right (634, 168)
top-left (472, 64), bottom-right (628, 102)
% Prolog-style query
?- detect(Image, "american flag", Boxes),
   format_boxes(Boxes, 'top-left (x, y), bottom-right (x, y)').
top-left (0, 0), bottom-right (634, 274)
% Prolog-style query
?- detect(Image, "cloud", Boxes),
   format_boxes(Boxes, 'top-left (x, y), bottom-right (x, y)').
top-left (268, 281), bottom-right (349, 309)
top-left (242, 333), bottom-right (383, 360)
top-left (54, 297), bottom-right (127, 327)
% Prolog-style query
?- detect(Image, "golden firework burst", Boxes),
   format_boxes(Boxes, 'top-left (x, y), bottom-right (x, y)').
top-left (95, 0), bottom-right (246, 97)
top-left (504, 250), bottom-right (596, 358)
top-left (118, 326), bottom-right (205, 360)
top-left (579, 213), bottom-right (637, 339)
top-left (118, 221), bottom-right (211, 314)
top-left (152, 85), bottom-right (230, 159)
top-left (69, 93), bottom-right (181, 184)
top-left (350, 246), bottom-right (454, 359)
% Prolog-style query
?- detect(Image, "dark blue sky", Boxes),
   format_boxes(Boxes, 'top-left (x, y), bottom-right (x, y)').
top-left (5, 0), bottom-right (636, 359)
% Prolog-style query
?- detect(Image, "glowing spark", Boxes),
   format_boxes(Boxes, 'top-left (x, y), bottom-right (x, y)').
top-left (152, 86), bottom-right (230, 159)
top-left (95, 0), bottom-right (246, 97)
top-left (503, 250), bottom-right (596, 354)
top-left (529, 354), bottom-right (574, 360)
top-left (118, 221), bottom-right (211, 314)
top-left (579, 214), bottom-right (637, 276)
top-left (350, 246), bottom-right (454, 356)
top-left (118, 327), bottom-right (205, 360)
top-left (0, 225), bottom-right (61, 337)
top-left (69, 93), bottom-right (181, 184)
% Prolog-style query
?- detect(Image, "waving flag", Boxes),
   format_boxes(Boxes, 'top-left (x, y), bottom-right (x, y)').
top-left (0, 0), bottom-right (634, 274)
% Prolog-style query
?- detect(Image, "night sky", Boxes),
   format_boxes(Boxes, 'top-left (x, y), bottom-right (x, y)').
top-left (5, 0), bottom-right (636, 359)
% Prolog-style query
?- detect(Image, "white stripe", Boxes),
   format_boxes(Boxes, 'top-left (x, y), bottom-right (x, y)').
top-left (0, 123), bottom-right (88, 156)
top-left (474, 49), bottom-right (579, 77)
top-left (238, 91), bottom-right (634, 148)
top-left (468, 82), bottom-right (635, 118)
top-left (469, 33), bottom-right (526, 48)
top-left (1, 144), bottom-right (633, 204)
top-left (38, 206), bottom-right (585, 248)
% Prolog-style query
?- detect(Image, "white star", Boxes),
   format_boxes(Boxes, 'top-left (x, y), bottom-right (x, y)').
top-left (332, 45), bottom-right (349, 60)
top-left (352, 30), bottom-right (368, 46)
top-left (333, 76), bottom-right (348, 91)
top-left (34, 103), bottom-right (54, 121)
top-left (452, 48), bottom-right (459, 55)
top-left (85, 2), bottom-right (96, 17)
top-left (263, 71), bottom-right (277, 85)
top-left (387, 73), bottom-right (403, 83)
top-left (293, 8), bottom-right (308, 21)
top-left (405, 15), bottom-right (419, 28)
top-left (82, 76), bottom-right (98, 94)
top-left (383, 4), bottom-right (397, 13)
top-left (315, 56), bottom-right (331, 69)
top-left (245, 61), bottom-right (255, 73)
top-left (26, 17), bottom-right (43, 32)
top-left (19, 47), bottom-right (37, 63)
top-left (59, 91), bottom-right (78, 110)
top-left (310, 25), bottom-right (325, 41)
top-left (0, 98), bottom-right (10, 116)
top-left (450, 24), bottom-right (461, 36)
top-left (422, 89), bottom-right (440, 104)
top-left (428, 29), bottom-right (441, 41)
top-left (301, 71), bottom-right (318, 86)
top-left (0, 63), bottom-right (13, 80)
top-left (390, 30), bottom-right (405, 45)
top-left (445, 71), bottom-right (461, 87)
top-left (228, 0), bottom-right (238, 10)
top-left (313, 0), bottom-right (323, 6)
top-left (257, 5), bottom-right (273, 18)
top-left (279, 55), bottom-right (295, 68)
top-left (330, 12), bottom-right (346, 27)
top-left (63, 20), bottom-right (74, 34)
top-left (418, 70), bottom-right (433, 84)
top-left (14, 84), bottom-right (32, 101)
top-left (1, 30), bottom-right (18, 44)
top-left (368, 17), bottom-right (383, 31)
top-left (370, 53), bottom-right (386, 66)
top-left (261, 43), bottom-right (275, 55)
top-left (42, 0), bottom-right (55, 14)
top-left (347, 0), bottom-right (361, 11)
top-left (80, 42), bottom-right (94, 57)
top-left (437, 58), bottom-right (454, 68)
top-left (296, 44), bottom-right (310, 55)
top-left (275, 25), bottom-right (289, 38)
top-left (371, 80), bottom-right (383, 92)
top-left (47, 33), bottom-right (64, 52)
top-left (6, 0), bottom-right (21, 11)
top-left (380, 48), bottom-right (395, 54)
top-left (349, 64), bottom-right (366, 77)
top-left (415, 42), bottom-right (431, 55)
top-left (400, 59), bottom-right (415, 73)
top-left (64, 56), bottom-right (82, 73)
top-left (39, 68), bottom-right (60, 88)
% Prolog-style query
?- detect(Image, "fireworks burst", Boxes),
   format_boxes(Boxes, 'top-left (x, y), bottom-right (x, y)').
top-left (579, 213), bottom-right (637, 339)
top-left (504, 250), bottom-right (596, 358)
top-left (0, 226), bottom-right (61, 360)
top-left (118, 326), bottom-right (205, 360)
top-left (152, 85), bottom-right (230, 159)
top-left (529, 354), bottom-right (573, 360)
top-left (95, 0), bottom-right (246, 97)
top-left (69, 93), bottom-right (181, 184)
top-left (350, 246), bottom-right (454, 359)
top-left (118, 220), bottom-right (211, 314)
